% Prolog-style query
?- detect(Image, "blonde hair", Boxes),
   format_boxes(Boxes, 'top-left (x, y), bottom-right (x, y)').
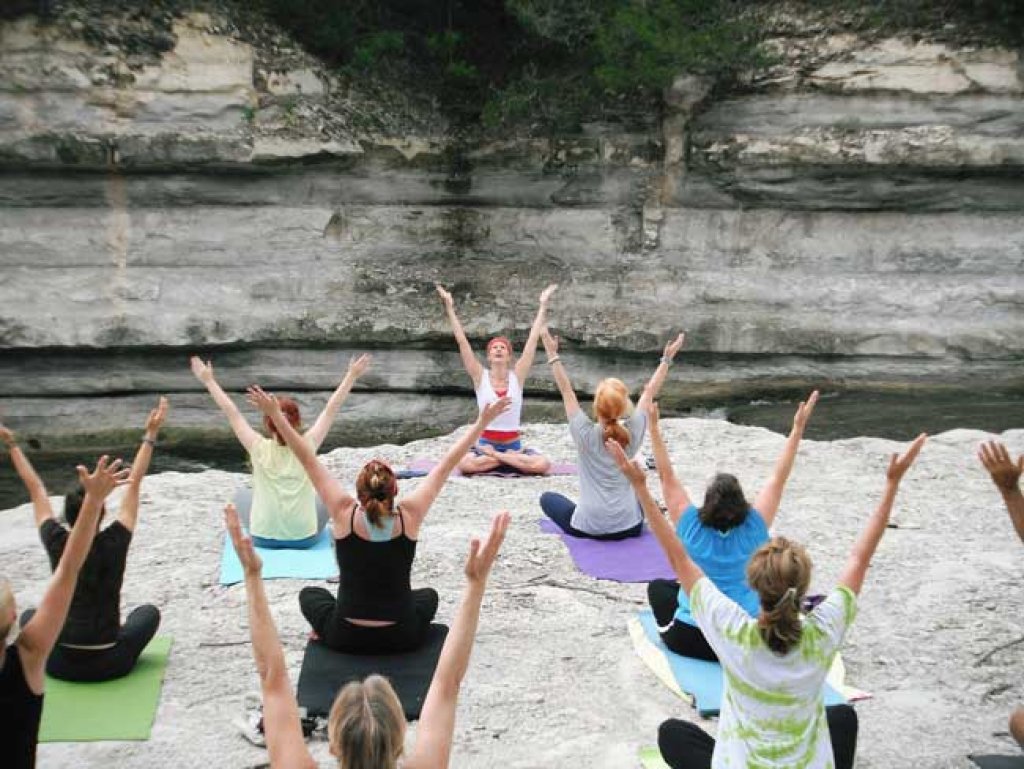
top-left (0, 578), bottom-right (14, 640)
top-left (746, 537), bottom-right (812, 656)
top-left (328, 675), bottom-right (406, 769)
top-left (593, 378), bottom-right (631, 448)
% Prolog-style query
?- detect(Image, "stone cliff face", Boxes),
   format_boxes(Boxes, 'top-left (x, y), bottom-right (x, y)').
top-left (0, 10), bottom-right (1021, 447)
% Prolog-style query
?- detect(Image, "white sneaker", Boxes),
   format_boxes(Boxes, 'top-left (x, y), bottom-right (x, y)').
top-left (235, 693), bottom-right (265, 748)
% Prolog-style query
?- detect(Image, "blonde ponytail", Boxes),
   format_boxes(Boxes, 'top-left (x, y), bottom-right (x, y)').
top-left (747, 537), bottom-right (812, 655)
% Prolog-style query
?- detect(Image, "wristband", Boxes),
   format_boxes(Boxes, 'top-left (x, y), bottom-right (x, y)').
top-left (546, 356), bottom-right (561, 365)
top-left (660, 356), bottom-right (672, 366)
top-left (142, 437), bottom-right (156, 447)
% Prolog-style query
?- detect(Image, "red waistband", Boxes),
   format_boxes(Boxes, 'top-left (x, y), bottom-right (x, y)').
top-left (481, 430), bottom-right (520, 443)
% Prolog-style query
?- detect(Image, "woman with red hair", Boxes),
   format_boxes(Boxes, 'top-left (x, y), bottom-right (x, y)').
top-left (538, 327), bottom-right (684, 539)
top-left (435, 283), bottom-right (557, 475)
top-left (190, 354), bottom-right (370, 549)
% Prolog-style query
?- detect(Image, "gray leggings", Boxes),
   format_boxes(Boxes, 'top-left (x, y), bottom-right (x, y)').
top-left (232, 486), bottom-right (329, 538)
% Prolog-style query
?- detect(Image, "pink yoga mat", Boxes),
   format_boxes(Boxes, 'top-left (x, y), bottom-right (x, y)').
top-left (539, 519), bottom-right (676, 583)
top-left (403, 458), bottom-right (577, 478)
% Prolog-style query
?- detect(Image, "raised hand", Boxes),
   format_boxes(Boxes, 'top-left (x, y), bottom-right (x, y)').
top-left (541, 328), bottom-right (559, 358)
top-left (479, 396), bottom-right (512, 426)
top-left (246, 385), bottom-right (281, 416)
top-left (663, 332), bottom-right (685, 362)
top-left (979, 440), bottom-right (1023, 493)
top-left (435, 284), bottom-right (454, 307)
top-left (539, 284), bottom-right (558, 306)
top-left (0, 418), bottom-right (15, 447)
top-left (76, 455), bottom-right (131, 499)
top-left (792, 390), bottom-right (819, 432)
top-left (225, 502), bottom-right (262, 577)
top-left (190, 355), bottom-right (215, 384)
top-left (886, 433), bottom-right (927, 485)
top-left (346, 353), bottom-right (372, 380)
top-left (464, 511), bottom-right (510, 584)
top-left (606, 439), bottom-right (646, 485)
top-left (144, 396), bottom-right (169, 435)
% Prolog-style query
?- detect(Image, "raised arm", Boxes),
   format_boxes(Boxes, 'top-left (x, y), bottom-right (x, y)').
top-left (978, 440), bottom-right (1024, 543)
top-left (18, 457), bottom-right (130, 690)
top-left (305, 354), bottom-right (371, 449)
top-left (119, 396), bottom-right (168, 533)
top-left (645, 402), bottom-right (692, 524)
top-left (401, 398), bottom-right (511, 523)
top-left (247, 386), bottom-right (355, 517)
top-left (1, 420), bottom-right (53, 528)
top-left (405, 511), bottom-right (509, 769)
top-left (225, 503), bottom-right (316, 769)
top-left (541, 328), bottom-right (579, 418)
top-left (191, 356), bottom-right (261, 451)
top-left (636, 333), bottom-right (685, 413)
top-left (436, 285), bottom-right (484, 387)
top-left (839, 433), bottom-right (926, 596)
top-left (754, 390), bottom-right (819, 528)
top-left (514, 284), bottom-right (558, 384)
top-left (608, 440), bottom-right (704, 595)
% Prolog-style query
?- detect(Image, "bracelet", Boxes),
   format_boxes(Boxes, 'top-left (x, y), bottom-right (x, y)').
top-left (142, 437), bottom-right (156, 447)
top-left (546, 356), bottom-right (561, 365)
top-left (660, 356), bottom-right (672, 366)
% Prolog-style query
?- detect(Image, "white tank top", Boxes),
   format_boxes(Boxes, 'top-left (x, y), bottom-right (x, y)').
top-left (475, 370), bottom-right (523, 433)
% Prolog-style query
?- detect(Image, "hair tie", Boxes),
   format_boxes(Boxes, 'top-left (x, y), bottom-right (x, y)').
top-left (774, 586), bottom-right (798, 610)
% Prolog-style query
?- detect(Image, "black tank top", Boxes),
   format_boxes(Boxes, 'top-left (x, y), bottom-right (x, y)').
top-left (0, 644), bottom-right (44, 769)
top-left (336, 506), bottom-right (417, 621)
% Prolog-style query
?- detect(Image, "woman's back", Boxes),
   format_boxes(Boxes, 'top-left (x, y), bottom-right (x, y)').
top-left (335, 507), bottom-right (416, 621)
top-left (248, 437), bottom-right (318, 540)
top-left (690, 577), bottom-right (857, 768)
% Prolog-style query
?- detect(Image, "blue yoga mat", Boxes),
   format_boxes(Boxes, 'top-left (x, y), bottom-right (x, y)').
top-left (219, 528), bottom-right (337, 585)
top-left (635, 610), bottom-right (847, 716)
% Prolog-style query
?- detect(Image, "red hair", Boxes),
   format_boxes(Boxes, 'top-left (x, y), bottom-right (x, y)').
top-left (356, 459), bottom-right (398, 526)
top-left (264, 396), bottom-right (302, 445)
top-left (594, 378), bottom-right (631, 448)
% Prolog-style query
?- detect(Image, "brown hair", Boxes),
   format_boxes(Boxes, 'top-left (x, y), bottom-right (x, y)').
top-left (747, 536), bottom-right (813, 656)
top-left (328, 675), bottom-right (406, 769)
top-left (698, 473), bottom-right (749, 532)
top-left (356, 460), bottom-right (398, 527)
top-left (594, 378), bottom-right (631, 448)
top-left (263, 396), bottom-right (302, 446)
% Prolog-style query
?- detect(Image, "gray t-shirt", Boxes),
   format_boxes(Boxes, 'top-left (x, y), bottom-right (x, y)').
top-left (568, 409), bottom-right (647, 535)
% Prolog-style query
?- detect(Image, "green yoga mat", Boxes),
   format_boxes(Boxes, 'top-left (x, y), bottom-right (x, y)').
top-left (639, 746), bottom-right (671, 768)
top-left (39, 636), bottom-right (173, 742)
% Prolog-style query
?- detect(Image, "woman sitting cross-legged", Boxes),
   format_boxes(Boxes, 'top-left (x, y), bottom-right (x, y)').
top-left (4, 401), bottom-right (167, 683)
top-left (609, 429), bottom-right (926, 769)
top-left (223, 501), bottom-right (509, 769)
top-left (0, 455), bottom-right (129, 769)
top-left (538, 328), bottom-right (684, 540)
top-left (646, 392), bottom-right (818, 662)
top-left (248, 384), bottom-right (509, 654)
top-left (192, 353), bottom-right (371, 549)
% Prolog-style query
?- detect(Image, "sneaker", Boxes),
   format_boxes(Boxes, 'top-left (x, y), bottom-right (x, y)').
top-left (235, 693), bottom-right (266, 747)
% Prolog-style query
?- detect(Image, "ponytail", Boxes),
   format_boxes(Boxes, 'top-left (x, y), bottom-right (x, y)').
top-left (594, 378), bottom-right (631, 449)
top-left (747, 537), bottom-right (812, 656)
top-left (356, 460), bottom-right (397, 527)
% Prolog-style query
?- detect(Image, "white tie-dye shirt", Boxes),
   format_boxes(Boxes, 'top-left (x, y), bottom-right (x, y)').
top-left (690, 577), bottom-right (857, 768)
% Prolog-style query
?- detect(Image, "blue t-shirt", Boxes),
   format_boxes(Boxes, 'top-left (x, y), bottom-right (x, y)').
top-left (674, 504), bottom-right (769, 626)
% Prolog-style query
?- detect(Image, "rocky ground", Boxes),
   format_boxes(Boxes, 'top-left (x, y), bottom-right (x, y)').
top-left (2, 418), bottom-right (1022, 768)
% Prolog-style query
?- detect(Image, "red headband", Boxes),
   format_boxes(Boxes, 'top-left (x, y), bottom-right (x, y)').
top-left (487, 336), bottom-right (513, 355)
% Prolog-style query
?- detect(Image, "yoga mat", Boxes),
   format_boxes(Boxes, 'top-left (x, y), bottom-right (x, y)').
top-left (296, 624), bottom-right (448, 720)
top-left (218, 528), bottom-right (337, 586)
top-left (970, 757), bottom-right (1024, 769)
top-left (630, 611), bottom-right (856, 717)
top-left (39, 635), bottom-right (172, 742)
top-left (639, 746), bottom-right (672, 769)
top-left (539, 519), bottom-right (675, 583)
top-left (404, 457), bottom-right (577, 478)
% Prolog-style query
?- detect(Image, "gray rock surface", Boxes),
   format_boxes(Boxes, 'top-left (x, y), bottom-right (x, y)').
top-left (2, 419), bottom-right (1022, 768)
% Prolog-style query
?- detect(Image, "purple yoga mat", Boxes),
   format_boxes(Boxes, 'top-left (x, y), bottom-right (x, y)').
top-left (538, 519), bottom-right (675, 583)
top-left (404, 458), bottom-right (577, 478)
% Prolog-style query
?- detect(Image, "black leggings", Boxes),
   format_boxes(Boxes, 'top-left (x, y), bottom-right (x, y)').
top-left (539, 491), bottom-right (643, 541)
top-left (658, 705), bottom-right (858, 769)
top-left (299, 587), bottom-right (439, 654)
top-left (648, 579), bottom-right (717, 662)
top-left (20, 605), bottom-right (161, 682)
